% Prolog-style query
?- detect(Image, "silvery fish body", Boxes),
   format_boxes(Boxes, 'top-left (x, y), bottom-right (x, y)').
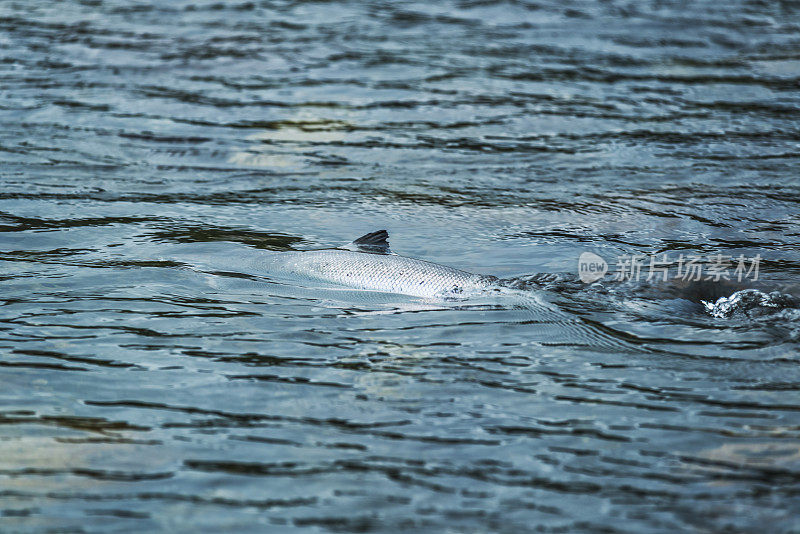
top-left (262, 230), bottom-right (497, 298)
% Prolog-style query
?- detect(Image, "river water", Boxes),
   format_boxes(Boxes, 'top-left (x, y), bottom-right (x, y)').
top-left (2, 0), bottom-right (800, 532)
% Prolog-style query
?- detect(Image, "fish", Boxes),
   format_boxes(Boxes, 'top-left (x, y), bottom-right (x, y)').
top-left (261, 230), bottom-right (498, 298)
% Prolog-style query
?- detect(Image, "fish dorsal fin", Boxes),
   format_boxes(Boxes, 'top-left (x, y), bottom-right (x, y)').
top-left (349, 229), bottom-right (391, 253)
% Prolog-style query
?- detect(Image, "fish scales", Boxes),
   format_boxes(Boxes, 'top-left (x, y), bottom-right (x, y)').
top-left (267, 249), bottom-right (494, 298)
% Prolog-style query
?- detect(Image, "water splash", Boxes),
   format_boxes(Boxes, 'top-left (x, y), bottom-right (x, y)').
top-left (702, 289), bottom-right (798, 318)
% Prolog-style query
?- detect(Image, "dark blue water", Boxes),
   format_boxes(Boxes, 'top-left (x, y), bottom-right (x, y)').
top-left (2, 1), bottom-right (800, 532)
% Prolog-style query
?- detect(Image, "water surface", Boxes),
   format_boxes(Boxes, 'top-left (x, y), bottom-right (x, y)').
top-left (2, 0), bottom-right (800, 532)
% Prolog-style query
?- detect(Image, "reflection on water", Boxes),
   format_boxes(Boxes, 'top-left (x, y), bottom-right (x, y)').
top-left (2, 0), bottom-right (800, 532)
top-left (229, 114), bottom-right (359, 168)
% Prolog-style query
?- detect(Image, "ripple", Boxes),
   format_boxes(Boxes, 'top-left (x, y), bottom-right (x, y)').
top-left (2, 0), bottom-right (800, 531)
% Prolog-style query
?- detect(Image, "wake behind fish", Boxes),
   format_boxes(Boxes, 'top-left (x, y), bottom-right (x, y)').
top-left (702, 289), bottom-right (799, 319)
top-left (162, 228), bottom-right (799, 359)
